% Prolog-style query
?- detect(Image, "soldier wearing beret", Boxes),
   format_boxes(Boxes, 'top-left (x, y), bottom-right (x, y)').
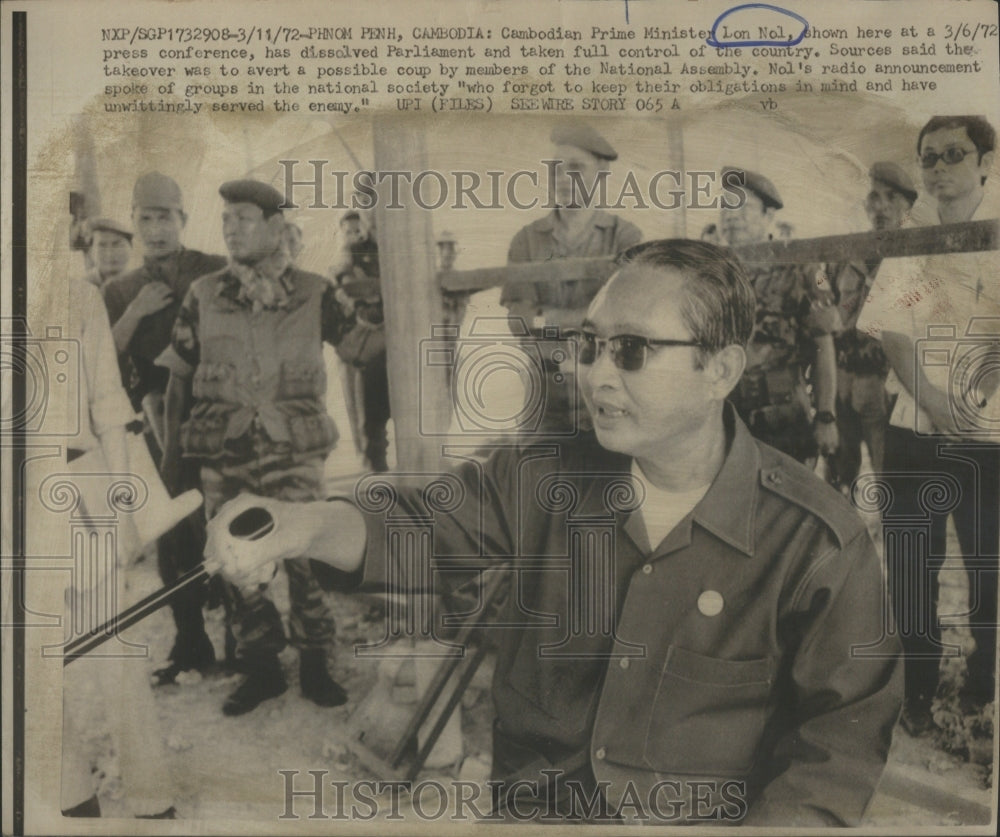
top-left (102, 172), bottom-right (227, 686)
top-left (502, 121), bottom-right (642, 434)
top-left (157, 179), bottom-right (355, 716)
top-left (82, 217), bottom-right (133, 290)
top-left (720, 167), bottom-right (842, 464)
top-left (824, 162), bottom-right (916, 491)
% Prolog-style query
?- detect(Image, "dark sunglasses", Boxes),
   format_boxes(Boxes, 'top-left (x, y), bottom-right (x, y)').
top-left (919, 146), bottom-right (977, 169)
top-left (565, 330), bottom-right (702, 372)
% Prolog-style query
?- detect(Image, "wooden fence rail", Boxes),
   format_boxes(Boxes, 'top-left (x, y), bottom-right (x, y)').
top-left (437, 218), bottom-right (1000, 294)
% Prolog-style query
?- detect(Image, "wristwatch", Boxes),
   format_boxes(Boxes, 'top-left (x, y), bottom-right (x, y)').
top-left (813, 410), bottom-right (836, 425)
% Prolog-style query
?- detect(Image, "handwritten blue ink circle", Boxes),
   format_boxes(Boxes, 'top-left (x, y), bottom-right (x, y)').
top-left (706, 3), bottom-right (809, 48)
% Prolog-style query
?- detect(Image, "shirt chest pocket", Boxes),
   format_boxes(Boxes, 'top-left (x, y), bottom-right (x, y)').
top-left (642, 645), bottom-right (773, 776)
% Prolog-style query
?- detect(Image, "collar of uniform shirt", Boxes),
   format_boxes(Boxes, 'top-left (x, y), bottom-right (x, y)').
top-left (630, 459), bottom-right (711, 552)
top-left (619, 405), bottom-right (761, 559)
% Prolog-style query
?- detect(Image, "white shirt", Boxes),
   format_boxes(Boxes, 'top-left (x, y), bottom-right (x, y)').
top-left (631, 460), bottom-right (711, 550)
top-left (64, 279), bottom-right (135, 451)
top-left (857, 190), bottom-right (1000, 436)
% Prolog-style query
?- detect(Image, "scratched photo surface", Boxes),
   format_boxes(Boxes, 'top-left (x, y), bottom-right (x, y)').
top-left (2, 0), bottom-right (1000, 833)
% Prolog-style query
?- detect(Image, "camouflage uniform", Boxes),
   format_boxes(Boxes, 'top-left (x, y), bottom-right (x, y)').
top-left (158, 264), bottom-right (353, 664)
top-left (826, 259), bottom-right (890, 487)
top-left (731, 261), bottom-right (842, 462)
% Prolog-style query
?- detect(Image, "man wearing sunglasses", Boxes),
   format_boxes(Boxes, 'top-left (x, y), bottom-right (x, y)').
top-left (719, 168), bottom-right (842, 466)
top-left (206, 239), bottom-right (901, 826)
top-left (858, 115), bottom-right (999, 737)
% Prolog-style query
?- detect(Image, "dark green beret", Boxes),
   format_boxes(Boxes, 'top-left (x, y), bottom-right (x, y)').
top-left (550, 122), bottom-right (617, 161)
top-left (219, 179), bottom-right (285, 213)
top-left (869, 161), bottom-right (918, 205)
top-left (722, 167), bottom-right (783, 210)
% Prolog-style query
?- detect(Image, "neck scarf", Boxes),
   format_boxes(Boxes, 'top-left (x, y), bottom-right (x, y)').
top-left (229, 248), bottom-right (292, 312)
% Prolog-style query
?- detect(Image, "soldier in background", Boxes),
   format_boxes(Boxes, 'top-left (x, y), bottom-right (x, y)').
top-left (332, 210), bottom-right (390, 472)
top-left (825, 162), bottom-right (917, 490)
top-left (436, 229), bottom-right (459, 272)
top-left (502, 122), bottom-right (642, 435)
top-left (81, 217), bottom-right (133, 290)
top-left (103, 172), bottom-right (227, 685)
top-left (720, 167), bottom-right (841, 464)
top-left (158, 180), bottom-right (355, 716)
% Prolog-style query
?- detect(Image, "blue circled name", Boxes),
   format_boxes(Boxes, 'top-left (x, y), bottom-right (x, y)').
top-left (706, 3), bottom-right (809, 49)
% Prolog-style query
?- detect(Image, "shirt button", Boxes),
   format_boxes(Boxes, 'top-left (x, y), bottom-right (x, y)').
top-left (619, 657), bottom-right (630, 670)
top-left (595, 747), bottom-right (606, 760)
top-left (642, 564), bottom-right (653, 575)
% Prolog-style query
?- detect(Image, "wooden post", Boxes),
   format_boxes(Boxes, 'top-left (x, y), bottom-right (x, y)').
top-left (372, 116), bottom-right (451, 471)
top-left (665, 118), bottom-right (686, 238)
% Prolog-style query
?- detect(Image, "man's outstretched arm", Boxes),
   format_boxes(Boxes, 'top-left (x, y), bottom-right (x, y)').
top-left (204, 494), bottom-right (367, 584)
top-left (205, 450), bottom-right (522, 591)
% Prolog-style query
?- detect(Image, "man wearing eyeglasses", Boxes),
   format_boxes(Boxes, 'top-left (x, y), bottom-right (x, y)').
top-left (719, 168), bottom-right (842, 466)
top-left (205, 239), bottom-right (901, 826)
top-left (857, 115), bottom-right (1000, 737)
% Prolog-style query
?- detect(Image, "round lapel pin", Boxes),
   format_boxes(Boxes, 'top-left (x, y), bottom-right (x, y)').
top-left (697, 590), bottom-right (724, 617)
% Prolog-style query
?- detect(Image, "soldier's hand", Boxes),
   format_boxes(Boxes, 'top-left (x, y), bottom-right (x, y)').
top-left (333, 286), bottom-right (356, 314)
top-left (814, 420), bottom-right (839, 458)
top-left (129, 282), bottom-right (174, 318)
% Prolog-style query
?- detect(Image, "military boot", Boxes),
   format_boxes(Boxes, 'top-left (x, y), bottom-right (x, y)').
top-left (299, 649), bottom-right (348, 707)
top-left (151, 629), bottom-right (217, 687)
top-left (222, 656), bottom-right (287, 716)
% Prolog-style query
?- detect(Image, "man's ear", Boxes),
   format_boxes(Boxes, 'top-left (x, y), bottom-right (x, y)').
top-left (706, 344), bottom-right (747, 399)
top-left (267, 212), bottom-right (286, 236)
top-left (178, 210), bottom-right (188, 229)
top-left (979, 149), bottom-right (995, 181)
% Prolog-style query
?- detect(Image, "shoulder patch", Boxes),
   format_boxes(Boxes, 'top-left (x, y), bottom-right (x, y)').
top-left (757, 446), bottom-right (864, 548)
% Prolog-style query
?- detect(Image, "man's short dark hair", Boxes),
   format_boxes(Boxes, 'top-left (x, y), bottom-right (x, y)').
top-left (918, 115), bottom-right (995, 156)
top-left (616, 239), bottom-right (756, 367)
top-left (917, 115), bottom-right (996, 186)
top-left (340, 211), bottom-right (361, 225)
